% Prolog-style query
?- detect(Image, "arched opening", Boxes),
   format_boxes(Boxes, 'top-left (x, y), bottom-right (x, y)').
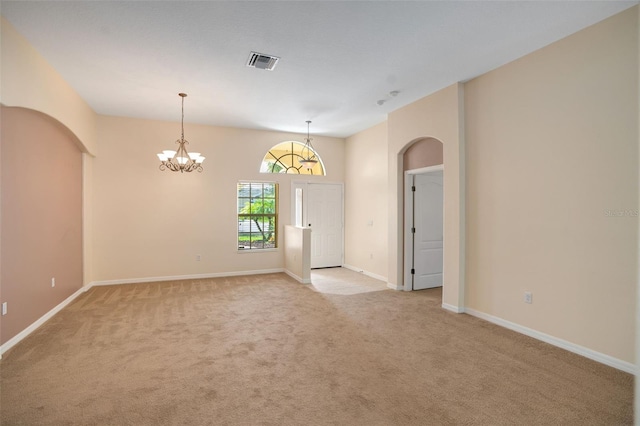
top-left (403, 138), bottom-right (443, 171)
top-left (1, 106), bottom-right (84, 346)
top-left (401, 137), bottom-right (445, 299)
top-left (260, 141), bottom-right (325, 175)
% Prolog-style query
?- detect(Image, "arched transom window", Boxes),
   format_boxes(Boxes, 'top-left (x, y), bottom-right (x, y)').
top-left (260, 141), bottom-right (325, 175)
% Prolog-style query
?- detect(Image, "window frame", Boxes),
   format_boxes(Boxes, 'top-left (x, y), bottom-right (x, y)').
top-left (237, 181), bottom-right (278, 252)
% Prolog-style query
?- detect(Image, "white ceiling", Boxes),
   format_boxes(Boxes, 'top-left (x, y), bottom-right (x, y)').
top-left (1, 1), bottom-right (637, 138)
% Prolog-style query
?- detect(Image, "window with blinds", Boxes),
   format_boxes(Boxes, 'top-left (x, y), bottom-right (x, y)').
top-left (237, 182), bottom-right (278, 250)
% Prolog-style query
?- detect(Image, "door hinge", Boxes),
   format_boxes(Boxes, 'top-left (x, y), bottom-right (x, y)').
top-left (411, 268), bottom-right (415, 275)
top-left (412, 185), bottom-right (416, 192)
top-left (411, 227), bottom-right (415, 233)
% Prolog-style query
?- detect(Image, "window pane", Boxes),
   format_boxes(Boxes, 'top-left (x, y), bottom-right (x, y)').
top-left (250, 183), bottom-right (263, 198)
top-left (237, 182), bottom-right (278, 250)
top-left (263, 183), bottom-right (275, 198)
top-left (238, 232), bottom-right (251, 249)
top-left (260, 141), bottom-right (325, 176)
top-left (238, 183), bottom-right (251, 197)
top-left (238, 198), bottom-right (250, 213)
top-left (262, 200), bottom-right (275, 215)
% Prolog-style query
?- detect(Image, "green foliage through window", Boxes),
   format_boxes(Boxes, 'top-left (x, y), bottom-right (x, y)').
top-left (237, 182), bottom-right (278, 250)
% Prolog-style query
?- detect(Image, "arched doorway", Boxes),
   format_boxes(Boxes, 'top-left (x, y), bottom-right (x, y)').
top-left (395, 135), bottom-right (465, 313)
top-left (1, 106), bottom-right (85, 346)
top-left (401, 138), bottom-right (444, 292)
top-left (387, 83), bottom-right (465, 312)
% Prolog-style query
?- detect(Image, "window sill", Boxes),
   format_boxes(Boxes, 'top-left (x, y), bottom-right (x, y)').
top-left (237, 248), bottom-right (278, 254)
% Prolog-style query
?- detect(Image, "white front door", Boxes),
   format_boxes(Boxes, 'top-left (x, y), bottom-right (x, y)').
top-left (412, 171), bottom-right (443, 290)
top-left (306, 184), bottom-right (343, 268)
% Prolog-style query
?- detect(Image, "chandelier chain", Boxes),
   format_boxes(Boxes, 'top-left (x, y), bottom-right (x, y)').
top-left (181, 94), bottom-right (185, 141)
top-left (300, 120), bottom-right (318, 170)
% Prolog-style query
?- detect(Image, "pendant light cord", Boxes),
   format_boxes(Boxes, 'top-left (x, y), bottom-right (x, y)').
top-left (181, 95), bottom-right (185, 141)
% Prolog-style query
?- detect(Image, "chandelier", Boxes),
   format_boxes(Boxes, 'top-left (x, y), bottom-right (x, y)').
top-left (157, 93), bottom-right (205, 173)
top-left (299, 120), bottom-right (318, 170)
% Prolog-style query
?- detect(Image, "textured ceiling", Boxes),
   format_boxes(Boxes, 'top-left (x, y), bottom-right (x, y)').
top-left (1, 1), bottom-right (637, 137)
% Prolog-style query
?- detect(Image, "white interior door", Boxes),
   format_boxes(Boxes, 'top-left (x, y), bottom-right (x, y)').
top-left (306, 183), bottom-right (343, 268)
top-left (412, 171), bottom-right (443, 290)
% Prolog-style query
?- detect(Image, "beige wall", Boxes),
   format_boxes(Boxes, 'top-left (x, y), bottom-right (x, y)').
top-left (464, 8), bottom-right (638, 362)
top-left (0, 18), bottom-right (97, 156)
top-left (636, 3), bottom-right (640, 419)
top-left (388, 83), bottom-right (465, 307)
top-left (0, 107), bottom-right (84, 344)
top-left (92, 115), bottom-right (344, 282)
top-left (344, 122), bottom-right (388, 279)
top-left (82, 153), bottom-right (94, 286)
top-left (1, 17), bottom-right (98, 288)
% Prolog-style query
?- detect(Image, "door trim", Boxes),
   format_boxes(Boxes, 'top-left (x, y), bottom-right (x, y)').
top-left (404, 165), bottom-right (444, 291)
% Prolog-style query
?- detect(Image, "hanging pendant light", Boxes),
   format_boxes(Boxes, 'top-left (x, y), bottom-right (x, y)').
top-left (157, 93), bottom-right (205, 173)
top-left (299, 120), bottom-right (318, 170)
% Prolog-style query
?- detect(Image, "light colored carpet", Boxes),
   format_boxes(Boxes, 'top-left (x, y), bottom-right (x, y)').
top-left (0, 269), bottom-right (633, 425)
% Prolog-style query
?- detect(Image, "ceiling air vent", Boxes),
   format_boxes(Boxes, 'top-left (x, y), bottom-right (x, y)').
top-left (246, 51), bottom-right (280, 71)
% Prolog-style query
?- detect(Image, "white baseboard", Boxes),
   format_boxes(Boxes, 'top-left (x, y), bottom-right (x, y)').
top-left (0, 284), bottom-right (91, 358)
top-left (89, 268), bottom-right (285, 287)
top-left (284, 269), bottom-right (311, 284)
top-left (9, 271), bottom-right (633, 376)
top-left (442, 303), bottom-right (465, 313)
top-left (465, 308), bottom-right (637, 375)
top-left (342, 264), bottom-right (388, 283)
top-left (386, 282), bottom-right (403, 291)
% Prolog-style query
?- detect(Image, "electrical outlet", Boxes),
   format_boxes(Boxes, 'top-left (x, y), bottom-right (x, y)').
top-left (524, 291), bottom-right (532, 304)
top-left (370, 253), bottom-right (373, 259)
top-left (196, 255), bottom-right (201, 261)
top-left (2, 302), bottom-right (7, 316)
top-left (51, 277), bottom-right (56, 288)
